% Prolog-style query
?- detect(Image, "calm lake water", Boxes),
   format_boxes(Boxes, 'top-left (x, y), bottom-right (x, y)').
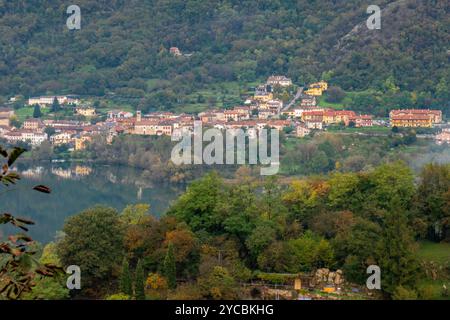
top-left (0, 163), bottom-right (184, 243)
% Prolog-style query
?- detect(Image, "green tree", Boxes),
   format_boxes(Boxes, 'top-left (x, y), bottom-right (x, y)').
top-left (51, 97), bottom-right (60, 113)
top-left (368, 161), bottom-right (415, 211)
top-left (197, 266), bottom-right (238, 300)
top-left (163, 242), bottom-right (177, 290)
top-left (376, 197), bottom-right (420, 296)
top-left (22, 276), bottom-right (69, 300)
top-left (415, 164), bottom-right (450, 241)
top-left (134, 259), bottom-right (146, 300)
top-left (326, 86), bottom-right (346, 103)
top-left (33, 104), bottom-right (42, 118)
top-left (287, 231), bottom-right (334, 272)
top-left (119, 258), bottom-right (133, 296)
top-left (120, 204), bottom-right (150, 225)
top-left (168, 172), bottom-right (224, 233)
top-left (56, 207), bottom-right (124, 290)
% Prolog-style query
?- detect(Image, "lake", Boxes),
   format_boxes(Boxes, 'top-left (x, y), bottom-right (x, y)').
top-left (0, 163), bottom-right (185, 243)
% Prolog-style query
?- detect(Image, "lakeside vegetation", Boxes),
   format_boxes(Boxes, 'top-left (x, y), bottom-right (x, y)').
top-left (3, 160), bottom-right (447, 300)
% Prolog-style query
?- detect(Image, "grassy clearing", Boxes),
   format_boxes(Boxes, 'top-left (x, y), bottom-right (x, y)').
top-left (318, 90), bottom-right (375, 109)
top-left (416, 241), bottom-right (450, 300)
top-left (418, 241), bottom-right (450, 265)
top-left (326, 126), bottom-right (391, 134)
top-left (14, 106), bottom-right (55, 122)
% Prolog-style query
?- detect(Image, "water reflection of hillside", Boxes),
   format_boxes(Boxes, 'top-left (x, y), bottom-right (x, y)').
top-left (2, 164), bottom-right (184, 243)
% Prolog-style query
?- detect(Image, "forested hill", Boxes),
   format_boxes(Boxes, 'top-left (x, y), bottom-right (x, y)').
top-left (0, 0), bottom-right (449, 110)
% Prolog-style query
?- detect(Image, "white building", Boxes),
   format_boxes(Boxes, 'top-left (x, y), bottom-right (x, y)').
top-left (4, 130), bottom-right (48, 146)
top-left (28, 96), bottom-right (79, 107)
top-left (296, 124), bottom-right (311, 138)
top-left (267, 76), bottom-right (293, 87)
top-left (436, 129), bottom-right (450, 145)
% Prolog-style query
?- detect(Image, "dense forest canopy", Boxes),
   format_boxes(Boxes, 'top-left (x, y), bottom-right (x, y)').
top-left (0, 0), bottom-right (449, 112)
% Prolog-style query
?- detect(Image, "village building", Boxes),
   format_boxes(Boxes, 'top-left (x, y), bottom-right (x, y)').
top-left (266, 120), bottom-right (292, 131)
top-left (304, 81), bottom-right (328, 97)
top-left (304, 87), bottom-right (323, 96)
top-left (264, 100), bottom-right (283, 114)
top-left (302, 111), bottom-right (324, 123)
top-left (0, 107), bottom-right (15, 118)
top-left (296, 124), bottom-right (311, 138)
top-left (224, 110), bottom-right (249, 122)
top-left (258, 110), bottom-right (275, 119)
top-left (28, 95), bottom-right (79, 107)
top-left (76, 106), bottom-right (96, 117)
top-left (310, 81), bottom-right (328, 91)
top-left (23, 118), bottom-right (44, 131)
top-left (254, 85), bottom-right (273, 102)
top-left (107, 110), bottom-right (134, 121)
top-left (281, 110), bottom-right (296, 118)
top-left (304, 119), bottom-right (323, 130)
top-left (266, 75), bottom-right (293, 87)
top-left (0, 125), bottom-right (11, 135)
top-left (75, 135), bottom-right (93, 151)
top-left (347, 115), bottom-right (373, 127)
top-left (300, 96), bottom-right (317, 107)
top-left (133, 111), bottom-right (174, 136)
top-left (199, 110), bottom-right (225, 123)
top-left (322, 110), bottom-right (357, 125)
top-left (0, 106), bottom-right (14, 127)
top-left (3, 130), bottom-right (47, 146)
top-left (50, 132), bottom-right (74, 146)
top-left (389, 109), bottom-right (442, 126)
top-left (390, 114), bottom-right (433, 128)
top-left (0, 116), bottom-right (10, 127)
top-left (435, 129), bottom-right (450, 145)
top-left (169, 47), bottom-right (182, 56)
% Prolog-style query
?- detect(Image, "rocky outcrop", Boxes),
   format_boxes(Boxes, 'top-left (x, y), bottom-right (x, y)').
top-left (311, 268), bottom-right (345, 287)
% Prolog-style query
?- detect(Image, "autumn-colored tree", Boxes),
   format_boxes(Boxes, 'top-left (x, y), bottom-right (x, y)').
top-left (120, 204), bottom-right (150, 225)
top-left (197, 266), bottom-right (238, 300)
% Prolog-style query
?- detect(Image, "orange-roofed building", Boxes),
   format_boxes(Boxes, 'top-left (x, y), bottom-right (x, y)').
top-left (390, 109), bottom-right (442, 127)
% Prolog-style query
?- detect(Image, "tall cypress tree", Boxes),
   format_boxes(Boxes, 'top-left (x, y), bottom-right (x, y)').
top-left (51, 97), bottom-right (60, 113)
top-left (33, 104), bottom-right (42, 118)
top-left (163, 242), bottom-right (177, 289)
top-left (119, 258), bottom-right (132, 296)
top-left (376, 196), bottom-right (420, 296)
top-left (134, 259), bottom-right (146, 300)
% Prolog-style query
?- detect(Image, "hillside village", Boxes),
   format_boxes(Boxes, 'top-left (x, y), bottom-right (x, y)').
top-left (0, 77), bottom-right (447, 152)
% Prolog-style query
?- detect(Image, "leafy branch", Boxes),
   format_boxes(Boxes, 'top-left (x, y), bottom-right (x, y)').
top-left (0, 146), bottom-right (61, 300)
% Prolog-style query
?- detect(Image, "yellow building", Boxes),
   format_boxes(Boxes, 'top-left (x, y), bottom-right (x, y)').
top-left (254, 92), bottom-right (273, 102)
top-left (75, 165), bottom-right (93, 176)
top-left (76, 107), bottom-right (96, 117)
top-left (391, 114), bottom-right (433, 128)
top-left (310, 81), bottom-right (328, 91)
top-left (75, 136), bottom-right (92, 150)
top-left (304, 88), bottom-right (323, 96)
top-left (0, 117), bottom-right (10, 127)
top-left (322, 111), bottom-right (335, 125)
